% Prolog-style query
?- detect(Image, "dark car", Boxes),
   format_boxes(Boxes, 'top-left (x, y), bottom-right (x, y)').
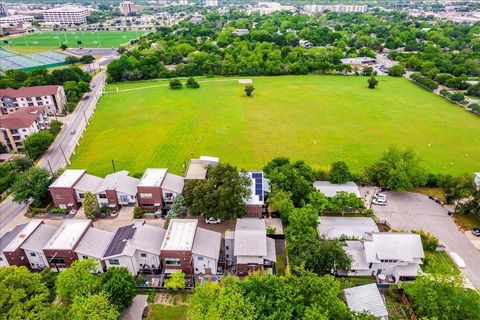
top-left (472, 228), bottom-right (480, 237)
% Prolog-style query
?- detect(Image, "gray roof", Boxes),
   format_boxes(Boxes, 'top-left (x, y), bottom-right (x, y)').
top-left (0, 223), bottom-right (27, 252)
top-left (43, 219), bottom-right (91, 250)
top-left (185, 159), bottom-right (208, 180)
top-left (344, 284), bottom-right (388, 318)
top-left (317, 217), bottom-right (379, 240)
top-left (234, 219), bottom-right (267, 257)
top-left (75, 228), bottom-right (113, 258)
top-left (313, 181), bottom-right (361, 198)
top-left (21, 224), bottom-right (58, 253)
top-left (103, 224), bottom-right (136, 257)
top-left (1, 220), bottom-right (42, 252)
top-left (95, 170), bottom-right (139, 196)
top-left (161, 173), bottom-right (184, 194)
top-left (74, 173), bottom-right (103, 193)
top-left (192, 228), bottom-right (221, 260)
top-left (120, 295), bottom-right (148, 320)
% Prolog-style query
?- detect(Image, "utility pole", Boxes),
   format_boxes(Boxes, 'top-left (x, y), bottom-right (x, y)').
top-left (47, 160), bottom-right (54, 176)
top-left (59, 145), bottom-right (69, 166)
top-left (111, 159), bottom-right (116, 172)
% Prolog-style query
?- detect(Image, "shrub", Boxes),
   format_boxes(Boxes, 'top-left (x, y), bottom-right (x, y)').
top-left (387, 65), bottom-right (405, 77)
top-left (450, 92), bottom-right (465, 103)
top-left (468, 103), bottom-right (480, 113)
top-left (267, 226), bottom-right (276, 236)
top-left (51, 207), bottom-right (68, 214)
top-left (361, 208), bottom-right (374, 216)
top-left (133, 206), bottom-right (144, 219)
top-left (412, 229), bottom-right (439, 251)
top-left (169, 79), bottom-right (182, 89)
top-left (410, 73), bottom-right (438, 91)
top-left (186, 77), bottom-right (200, 88)
top-left (48, 120), bottom-right (63, 136)
top-left (439, 89), bottom-right (451, 97)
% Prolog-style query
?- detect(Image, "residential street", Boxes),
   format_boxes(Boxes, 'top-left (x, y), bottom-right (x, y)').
top-left (374, 191), bottom-right (480, 289)
top-left (0, 71), bottom-right (106, 233)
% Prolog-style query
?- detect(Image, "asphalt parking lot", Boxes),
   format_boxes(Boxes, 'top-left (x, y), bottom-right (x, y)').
top-left (374, 191), bottom-right (480, 288)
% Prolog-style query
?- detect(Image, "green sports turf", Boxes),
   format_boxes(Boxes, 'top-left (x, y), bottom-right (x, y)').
top-left (1, 31), bottom-right (141, 48)
top-left (70, 75), bottom-right (480, 177)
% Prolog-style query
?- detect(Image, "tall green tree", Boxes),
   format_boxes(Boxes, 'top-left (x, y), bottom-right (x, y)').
top-left (164, 271), bottom-right (186, 292)
top-left (184, 163), bottom-right (251, 220)
top-left (56, 259), bottom-right (101, 304)
top-left (12, 167), bottom-right (52, 208)
top-left (83, 192), bottom-right (99, 220)
top-left (266, 187), bottom-right (294, 220)
top-left (101, 267), bottom-right (137, 311)
top-left (327, 191), bottom-right (364, 214)
top-left (329, 161), bottom-right (351, 184)
top-left (23, 131), bottom-right (54, 160)
top-left (69, 292), bottom-right (120, 320)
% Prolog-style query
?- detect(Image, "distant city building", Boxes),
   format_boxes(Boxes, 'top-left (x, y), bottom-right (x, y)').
top-left (0, 3), bottom-right (8, 18)
top-left (157, 0), bottom-right (168, 6)
top-left (205, 0), bottom-right (218, 7)
top-left (120, 1), bottom-right (142, 15)
top-left (248, 2), bottom-right (295, 15)
top-left (304, 4), bottom-right (368, 14)
top-left (0, 85), bottom-right (67, 116)
top-left (178, 0), bottom-right (188, 5)
top-left (0, 14), bottom-right (33, 27)
top-left (232, 28), bottom-right (250, 36)
top-left (42, 6), bottom-right (89, 25)
top-left (0, 107), bottom-right (49, 153)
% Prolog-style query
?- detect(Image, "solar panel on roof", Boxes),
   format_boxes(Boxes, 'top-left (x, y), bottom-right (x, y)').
top-left (251, 173), bottom-right (262, 179)
top-left (104, 225), bottom-right (136, 257)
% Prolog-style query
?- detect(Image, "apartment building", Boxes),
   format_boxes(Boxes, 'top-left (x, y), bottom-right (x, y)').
top-left (304, 4), bottom-right (368, 14)
top-left (42, 6), bottom-right (89, 25)
top-left (0, 106), bottom-right (49, 153)
top-left (0, 3), bottom-right (7, 18)
top-left (120, 1), bottom-right (142, 15)
top-left (0, 220), bottom-right (43, 268)
top-left (137, 168), bottom-right (184, 211)
top-left (0, 85), bottom-right (67, 116)
top-left (0, 15), bottom-right (34, 27)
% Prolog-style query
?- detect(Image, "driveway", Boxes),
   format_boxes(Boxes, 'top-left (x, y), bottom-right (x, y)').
top-left (374, 191), bottom-right (480, 288)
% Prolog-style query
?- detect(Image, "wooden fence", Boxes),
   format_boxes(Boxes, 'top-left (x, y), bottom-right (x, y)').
top-left (394, 288), bottom-right (417, 320)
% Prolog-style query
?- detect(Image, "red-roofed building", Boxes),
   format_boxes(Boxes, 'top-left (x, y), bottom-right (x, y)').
top-left (0, 106), bottom-right (49, 152)
top-left (0, 85), bottom-right (67, 116)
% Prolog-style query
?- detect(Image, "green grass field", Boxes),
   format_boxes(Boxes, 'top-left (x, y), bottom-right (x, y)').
top-left (147, 305), bottom-right (188, 320)
top-left (70, 75), bottom-right (480, 177)
top-left (1, 31), bottom-right (140, 48)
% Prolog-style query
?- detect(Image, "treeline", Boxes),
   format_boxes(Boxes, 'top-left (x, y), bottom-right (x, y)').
top-left (0, 67), bottom-right (91, 113)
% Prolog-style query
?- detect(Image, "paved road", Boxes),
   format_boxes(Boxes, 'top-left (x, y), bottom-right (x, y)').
top-left (374, 191), bottom-right (480, 288)
top-left (0, 71), bottom-right (106, 233)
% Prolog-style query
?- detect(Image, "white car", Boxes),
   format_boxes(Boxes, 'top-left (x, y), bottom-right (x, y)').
top-left (372, 198), bottom-right (387, 206)
top-left (374, 193), bottom-right (387, 200)
top-left (205, 217), bottom-right (221, 224)
top-left (448, 252), bottom-right (466, 269)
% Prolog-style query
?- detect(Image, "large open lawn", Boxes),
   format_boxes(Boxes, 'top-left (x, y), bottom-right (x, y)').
top-left (1, 31), bottom-right (140, 48)
top-left (70, 75), bottom-right (480, 177)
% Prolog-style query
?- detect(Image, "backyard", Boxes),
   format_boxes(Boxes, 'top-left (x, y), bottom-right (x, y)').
top-left (69, 75), bottom-right (480, 177)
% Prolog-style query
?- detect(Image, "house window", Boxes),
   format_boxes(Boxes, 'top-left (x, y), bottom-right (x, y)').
top-left (197, 256), bottom-right (203, 261)
top-left (368, 263), bottom-right (373, 268)
top-left (109, 259), bottom-right (120, 265)
top-left (50, 257), bottom-right (65, 265)
top-left (164, 192), bottom-right (174, 200)
top-left (165, 258), bottom-right (181, 266)
top-left (30, 252), bottom-right (36, 257)
top-left (83, 256), bottom-right (89, 260)
top-left (119, 195), bottom-right (129, 202)
top-left (22, 129), bottom-right (27, 132)
top-left (140, 193), bottom-right (152, 199)
top-left (141, 253), bottom-right (147, 257)
top-left (78, 193), bottom-right (85, 199)
top-left (55, 194), bottom-right (64, 200)
top-left (225, 245), bottom-right (229, 250)
top-left (226, 254), bottom-right (229, 259)
top-left (99, 193), bottom-right (107, 199)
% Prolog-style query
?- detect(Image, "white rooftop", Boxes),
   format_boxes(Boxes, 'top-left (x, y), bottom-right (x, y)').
top-left (185, 156), bottom-right (219, 180)
top-left (234, 219), bottom-right (267, 257)
top-left (74, 173), bottom-right (103, 193)
top-left (317, 217), bottom-right (379, 240)
top-left (75, 228), bottom-right (113, 258)
top-left (43, 219), bottom-right (91, 250)
top-left (50, 169), bottom-right (85, 188)
top-left (161, 219), bottom-right (198, 251)
top-left (192, 228), bottom-right (221, 260)
top-left (344, 284), bottom-right (388, 318)
top-left (161, 173), bottom-right (185, 194)
top-left (313, 181), bottom-right (361, 198)
top-left (21, 224), bottom-right (58, 253)
top-left (138, 168), bottom-right (168, 187)
top-left (369, 233), bottom-right (424, 262)
top-left (3, 220), bottom-right (42, 252)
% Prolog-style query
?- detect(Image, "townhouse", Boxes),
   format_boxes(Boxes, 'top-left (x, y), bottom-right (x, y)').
top-left (225, 219), bottom-right (276, 276)
top-left (343, 233), bottom-right (425, 282)
top-left (137, 168), bottom-right (184, 211)
top-left (102, 220), bottom-right (166, 275)
top-left (75, 228), bottom-right (114, 273)
top-left (244, 171), bottom-right (270, 217)
top-left (0, 220), bottom-right (43, 268)
top-left (49, 169), bottom-right (87, 210)
top-left (21, 223), bottom-right (58, 270)
top-left (0, 85), bottom-right (67, 116)
top-left (42, 219), bottom-right (92, 271)
top-left (94, 170), bottom-right (139, 211)
top-left (0, 106), bottom-right (49, 153)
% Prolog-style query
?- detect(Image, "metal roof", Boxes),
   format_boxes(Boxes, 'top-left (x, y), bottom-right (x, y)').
top-left (317, 217), bottom-right (379, 240)
top-left (313, 181), bottom-right (361, 198)
top-left (161, 219), bottom-right (198, 251)
top-left (75, 228), bottom-right (113, 258)
top-left (43, 219), bottom-right (91, 250)
top-left (21, 224), bottom-right (58, 253)
top-left (2, 220), bottom-right (42, 252)
top-left (50, 169), bottom-right (85, 188)
top-left (344, 284), bottom-right (388, 318)
top-left (370, 233), bottom-right (424, 262)
top-left (94, 170), bottom-right (139, 196)
top-left (138, 168), bottom-right (168, 187)
top-left (234, 219), bottom-right (267, 257)
top-left (192, 228), bottom-right (221, 260)
top-left (0, 223), bottom-right (28, 252)
top-left (161, 173), bottom-right (184, 194)
top-left (74, 173), bottom-right (103, 193)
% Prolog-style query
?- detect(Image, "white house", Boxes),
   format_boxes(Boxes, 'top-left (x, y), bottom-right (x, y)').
top-left (94, 170), bottom-right (140, 209)
top-left (313, 181), bottom-right (362, 198)
top-left (192, 228), bottom-right (221, 275)
top-left (21, 223), bottom-right (58, 270)
top-left (317, 217), bottom-right (379, 240)
top-left (161, 173), bottom-right (185, 204)
top-left (343, 233), bottom-right (424, 282)
top-left (75, 228), bottom-right (113, 273)
top-left (103, 220), bottom-right (166, 275)
top-left (74, 173), bottom-right (103, 203)
top-left (344, 283), bottom-right (388, 320)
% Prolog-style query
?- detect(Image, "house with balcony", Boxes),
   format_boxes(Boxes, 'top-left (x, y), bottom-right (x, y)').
top-left (225, 219), bottom-right (276, 276)
top-left (0, 85), bottom-right (67, 116)
top-left (137, 168), bottom-right (185, 211)
top-left (0, 220), bottom-right (43, 268)
top-left (0, 106), bottom-right (49, 153)
top-left (94, 170), bottom-right (139, 211)
top-left (102, 220), bottom-right (166, 275)
top-left (42, 219), bottom-right (92, 271)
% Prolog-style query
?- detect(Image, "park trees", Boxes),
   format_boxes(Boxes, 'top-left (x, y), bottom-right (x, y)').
top-left (329, 161), bottom-right (351, 184)
top-left (23, 131), bottom-right (54, 160)
top-left (184, 163), bottom-right (251, 220)
top-left (83, 192), bottom-right (99, 220)
top-left (12, 167), bottom-right (52, 208)
top-left (69, 292), bottom-right (120, 320)
top-left (101, 267), bottom-right (137, 311)
top-left (267, 187), bottom-right (295, 220)
top-left (443, 173), bottom-right (476, 209)
top-left (65, 55), bottom-right (79, 65)
top-left (79, 55), bottom-right (95, 64)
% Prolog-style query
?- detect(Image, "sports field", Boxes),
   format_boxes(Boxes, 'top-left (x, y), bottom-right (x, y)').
top-left (70, 76), bottom-right (480, 177)
top-left (1, 31), bottom-right (140, 48)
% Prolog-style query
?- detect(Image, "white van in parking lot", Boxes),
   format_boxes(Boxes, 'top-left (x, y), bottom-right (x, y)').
top-left (372, 198), bottom-right (387, 206)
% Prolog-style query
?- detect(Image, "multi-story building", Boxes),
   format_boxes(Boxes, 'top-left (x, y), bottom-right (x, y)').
top-left (0, 106), bottom-right (49, 153)
top-left (244, 171), bottom-right (270, 217)
top-left (42, 6), bottom-right (89, 26)
top-left (0, 220), bottom-right (43, 268)
top-left (137, 168), bottom-right (184, 211)
top-left (0, 85), bottom-right (67, 116)
top-left (0, 15), bottom-right (34, 27)
top-left (304, 4), bottom-right (368, 14)
top-left (75, 228), bottom-right (113, 273)
top-left (205, 0), bottom-right (218, 7)
top-left (94, 170), bottom-right (140, 211)
top-left (120, 1), bottom-right (142, 15)
top-left (21, 223), bottom-right (58, 270)
top-left (0, 3), bottom-right (7, 18)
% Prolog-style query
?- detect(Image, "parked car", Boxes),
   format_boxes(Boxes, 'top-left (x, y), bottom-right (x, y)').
top-left (374, 193), bottom-right (387, 200)
top-left (70, 129), bottom-right (76, 135)
top-left (448, 252), bottom-right (466, 268)
top-left (372, 198), bottom-right (387, 206)
top-left (472, 228), bottom-right (480, 237)
top-left (205, 217), bottom-right (221, 224)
